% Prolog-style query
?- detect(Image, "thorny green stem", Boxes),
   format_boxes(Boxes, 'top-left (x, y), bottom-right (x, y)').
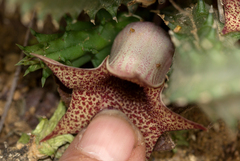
top-left (169, 0), bottom-right (201, 50)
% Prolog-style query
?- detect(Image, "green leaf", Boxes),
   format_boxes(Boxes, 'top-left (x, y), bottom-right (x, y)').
top-left (32, 101), bottom-right (66, 143)
top-left (18, 133), bottom-right (30, 144)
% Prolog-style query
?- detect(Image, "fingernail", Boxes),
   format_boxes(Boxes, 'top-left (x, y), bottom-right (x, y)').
top-left (76, 110), bottom-right (136, 161)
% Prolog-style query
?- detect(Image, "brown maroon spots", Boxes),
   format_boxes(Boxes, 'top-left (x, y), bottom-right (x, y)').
top-left (222, 0), bottom-right (240, 34)
top-left (32, 54), bottom-right (205, 159)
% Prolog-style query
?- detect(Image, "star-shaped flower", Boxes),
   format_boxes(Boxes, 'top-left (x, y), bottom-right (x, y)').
top-left (222, 0), bottom-right (240, 34)
top-left (32, 22), bottom-right (206, 159)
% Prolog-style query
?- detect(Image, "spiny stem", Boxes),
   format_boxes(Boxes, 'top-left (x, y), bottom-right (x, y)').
top-left (169, 0), bottom-right (201, 50)
top-left (189, 8), bottom-right (201, 50)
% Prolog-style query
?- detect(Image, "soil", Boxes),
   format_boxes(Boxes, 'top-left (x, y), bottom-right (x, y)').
top-left (0, 1), bottom-right (240, 161)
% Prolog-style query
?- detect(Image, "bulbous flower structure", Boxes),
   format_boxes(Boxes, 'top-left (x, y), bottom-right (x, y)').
top-left (107, 22), bottom-right (174, 87)
top-left (32, 22), bottom-right (206, 159)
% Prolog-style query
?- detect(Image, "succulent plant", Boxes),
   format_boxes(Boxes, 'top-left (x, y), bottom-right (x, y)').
top-left (14, 0), bottom-right (240, 159)
top-left (4, 0), bottom-right (152, 28)
top-left (30, 21), bottom-right (206, 159)
top-left (161, 0), bottom-right (240, 128)
top-left (17, 11), bottom-right (139, 86)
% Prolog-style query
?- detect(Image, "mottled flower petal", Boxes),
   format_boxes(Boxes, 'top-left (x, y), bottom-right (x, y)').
top-left (222, 0), bottom-right (240, 34)
top-left (31, 53), bottom-right (206, 159)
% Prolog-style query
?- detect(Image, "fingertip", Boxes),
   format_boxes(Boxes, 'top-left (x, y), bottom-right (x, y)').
top-left (59, 110), bottom-right (146, 161)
